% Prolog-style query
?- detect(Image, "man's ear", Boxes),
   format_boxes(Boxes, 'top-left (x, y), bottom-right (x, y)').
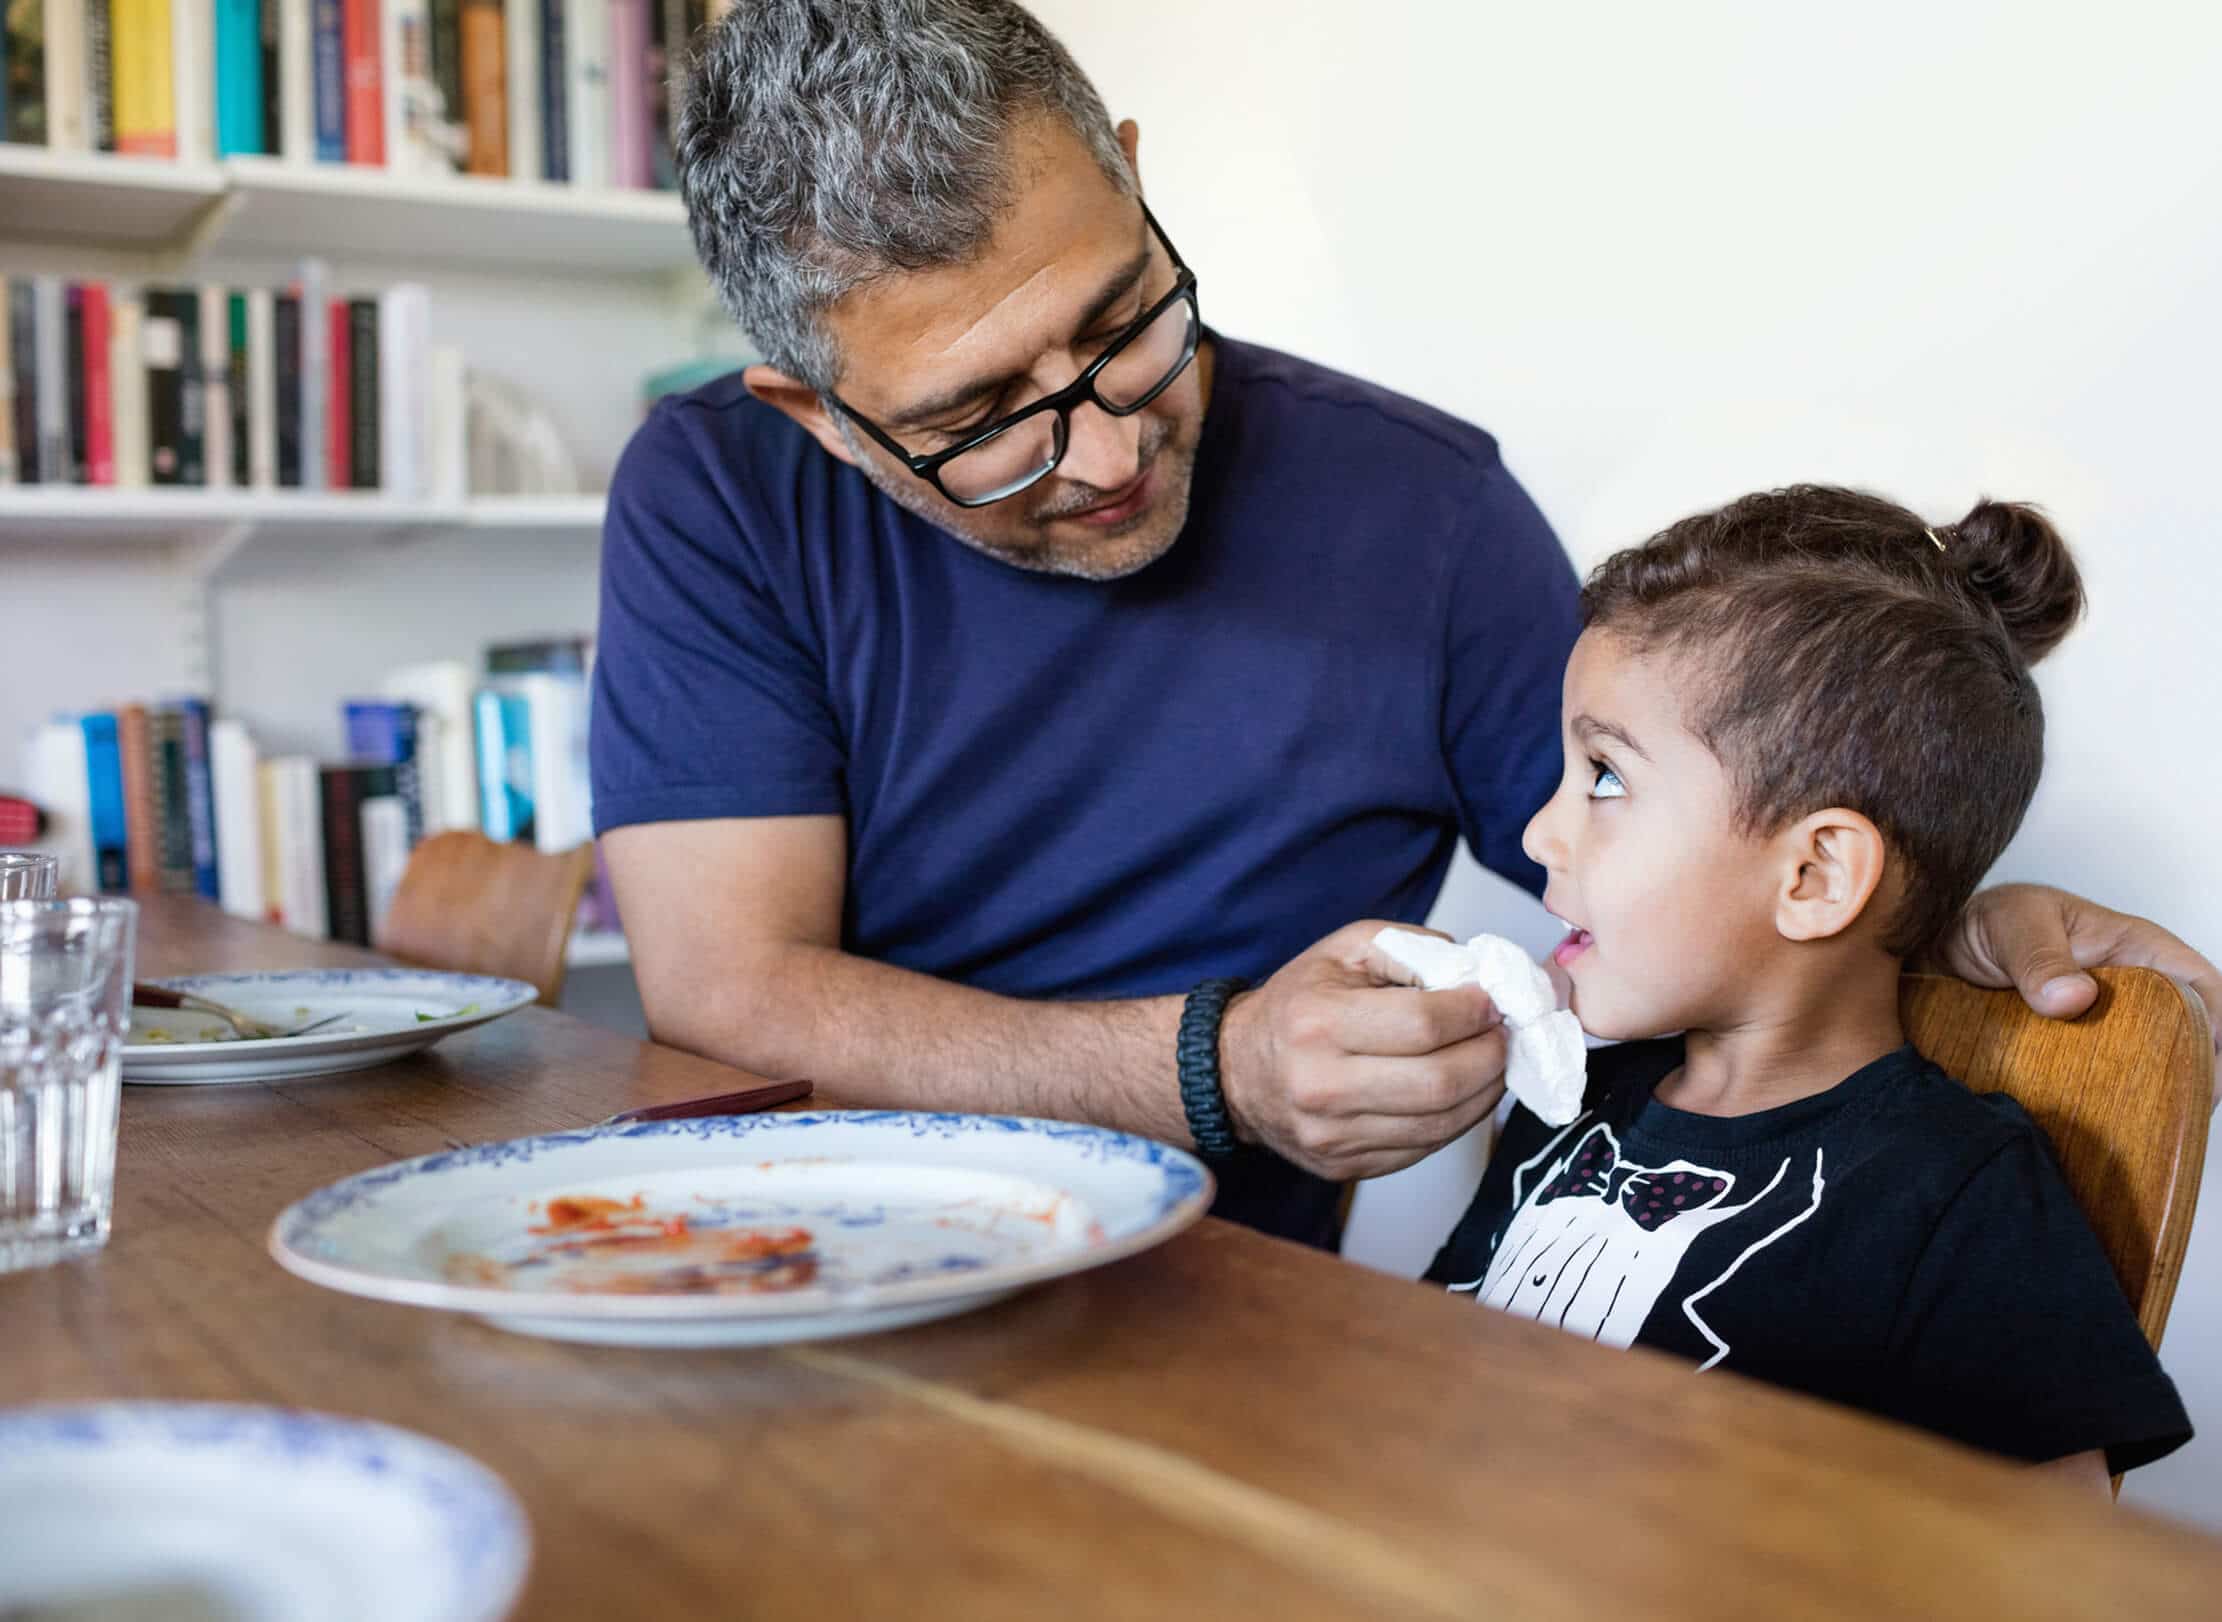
top-left (1774, 809), bottom-right (1890, 944)
top-left (743, 364), bottom-right (860, 468)
top-left (1116, 118), bottom-right (1141, 189)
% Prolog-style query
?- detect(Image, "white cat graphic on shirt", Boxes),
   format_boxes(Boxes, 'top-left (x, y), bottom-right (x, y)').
top-left (1449, 1119), bottom-right (1826, 1368)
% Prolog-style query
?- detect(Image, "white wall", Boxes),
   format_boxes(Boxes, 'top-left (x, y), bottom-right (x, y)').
top-left (1033, 0), bottom-right (2222, 1525)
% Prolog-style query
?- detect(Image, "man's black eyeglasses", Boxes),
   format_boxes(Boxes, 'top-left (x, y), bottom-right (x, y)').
top-left (826, 205), bottom-right (1200, 509)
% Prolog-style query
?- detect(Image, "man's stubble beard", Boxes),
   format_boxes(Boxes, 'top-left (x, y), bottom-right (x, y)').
top-left (842, 417), bottom-right (1198, 583)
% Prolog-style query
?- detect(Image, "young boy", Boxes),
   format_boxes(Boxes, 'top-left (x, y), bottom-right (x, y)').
top-left (1422, 485), bottom-right (2191, 1486)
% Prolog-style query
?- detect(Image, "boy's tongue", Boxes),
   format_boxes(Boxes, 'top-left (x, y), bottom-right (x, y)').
top-left (1552, 927), bottom-right (1594, 968)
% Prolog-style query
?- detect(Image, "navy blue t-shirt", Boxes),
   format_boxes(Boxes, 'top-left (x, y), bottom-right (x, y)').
top-left (591, 332), bottom-right (1582, 1244)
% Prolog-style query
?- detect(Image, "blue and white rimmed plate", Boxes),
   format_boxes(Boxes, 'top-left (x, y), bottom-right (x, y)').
top-left (0, 1403), bottom-right (530, 1622)
top-left (270, 1111), bottom-right (1215, 1347)
top-left (124, 969), bottom-right (539, 1084)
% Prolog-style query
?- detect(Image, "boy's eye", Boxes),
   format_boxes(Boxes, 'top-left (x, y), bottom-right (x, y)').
top-left (1587, 760), bottom-right (1626, 801)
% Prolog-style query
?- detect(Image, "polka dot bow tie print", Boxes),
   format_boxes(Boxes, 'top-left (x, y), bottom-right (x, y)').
top-left (1534, 1127), bottom-right (1732, 1233)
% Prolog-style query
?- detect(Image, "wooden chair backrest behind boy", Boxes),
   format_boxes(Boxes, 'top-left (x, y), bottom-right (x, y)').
top-left (1901, 966), bottom-right (2213, 1354)
top-left (376, 831), bottom-right (597, 1007)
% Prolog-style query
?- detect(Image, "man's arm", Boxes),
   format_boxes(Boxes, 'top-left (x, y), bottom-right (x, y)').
top-left (1939, 883), bottom-right (2221, 1060)
top-left (604, 816), bottom-right (1509, 1181)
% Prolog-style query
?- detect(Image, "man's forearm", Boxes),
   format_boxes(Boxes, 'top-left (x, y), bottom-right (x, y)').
top-left (647, 941), bottom-right (1193, 1143)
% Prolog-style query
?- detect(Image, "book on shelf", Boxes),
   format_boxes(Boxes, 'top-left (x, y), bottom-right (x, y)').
top-left (341, 0), bottom-right (383, 166)
top-left (175, 0), bottom-right (217, 163)
top-left (215, 0), bottom-right (266, 157)
top-left (14, 644), bottom-right (614, 953)
top-left (311, 0), bottom-right (344, 162)
top-left (85, 1), bottom-right (113, 152)
top-left (112, 0), bottom-right (174, 157)
top-left (43, 0), bottom-right (86, 153)
top-left (0, 266), bottom-right (449, 493)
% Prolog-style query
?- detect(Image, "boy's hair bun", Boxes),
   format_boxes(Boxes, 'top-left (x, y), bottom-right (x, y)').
top-left (1943, 499), bottom-right (2085, 667)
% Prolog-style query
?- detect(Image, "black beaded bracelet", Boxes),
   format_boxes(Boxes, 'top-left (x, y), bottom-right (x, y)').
top-left (1176, 976), bottom-right (1249, 1161)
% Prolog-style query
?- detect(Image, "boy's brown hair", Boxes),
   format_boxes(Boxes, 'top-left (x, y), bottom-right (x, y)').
top-left (1581, 485), bottom-right (2085, 955)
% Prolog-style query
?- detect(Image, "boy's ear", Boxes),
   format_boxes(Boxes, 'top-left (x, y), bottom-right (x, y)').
top-left (743, 364), bottom-right (861, 469)
top-left (1773, 809), bottom-right (1890, 944)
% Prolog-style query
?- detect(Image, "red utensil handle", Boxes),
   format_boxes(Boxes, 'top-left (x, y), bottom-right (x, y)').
top-left (131, 984), bottom-right (193, 1010)
top-left (605, 1080), bottom-right (815, 1125)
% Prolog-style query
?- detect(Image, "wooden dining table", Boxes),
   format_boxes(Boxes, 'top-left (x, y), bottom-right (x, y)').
top-left (8, 895), bottom-right (2222, 1619)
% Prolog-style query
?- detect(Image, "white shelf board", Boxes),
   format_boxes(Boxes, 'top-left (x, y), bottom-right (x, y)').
top-left (0, 145), bottom-right (224, 250)
top-left (212, 158), bottom-right (693, 275)
top-left (0, 148), bottom-right (694, 276)
top-left (0, 488), bottom-right (606, 546)
top-left (566, 932), bottom-right (631, 968)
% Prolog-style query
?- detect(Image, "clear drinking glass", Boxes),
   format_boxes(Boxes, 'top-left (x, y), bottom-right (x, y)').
top-left (0, 851), bottom-right (58, 901)
top-left (0, 898), bottom-right (137, 1271)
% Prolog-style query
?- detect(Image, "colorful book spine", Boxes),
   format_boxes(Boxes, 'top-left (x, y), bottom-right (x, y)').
top-left (319, 763), bottom-right (390, 946)
top-left (347, 296), bottom-right (377, 488)
top-left (107, 291), bottom-right (144, 487)
top-left (227, 290), bottom-right (250, 485)
top-left (111, 0), bottom-right (174, 156)
top-left (211, 718), bottom-right (264, 922)
top-left (172, 0), bottom-right (214, 160)
top-left (562, 0), bottom-right (604, 188)
top-left (325, 295), bottom-right (350, 487)
top-left (4, 5), bottom-right (46, 144)
top-left (150, 704), bottom-right (195, 894)
top-left (81, 280), bottom-right (111, 485)
top-left (85, 0), bottom-right (114, 151)
top-left (341, 0), bottom-right (382, 164)
top-left (116, 702), bottom-right (158, 895)
top-left (296, 259), bottom-right (325, 490)
top-left (176, 698), bottom-right (220, 901)
top-left (246, 286), bottom-right (275, 486)
top-left (428, 0), bottom-right (457, 133)
top-left (608, 0), bottom-right (646, 188)
top-left (0, 282), bottom-right (13, 484)
top-left (143, 288), bottom-right (203, 486)
top-left (343, 699), bottom-right (422, 844)
top-left (310, 0), bottom-right (343, 160)
top-left (79, 712), bottom-right (129, 894)
top-left (459, 0), bottom-right (502, 174)
top-left (536, 0), bottom-right (563, 180)
top-left (280, 0), bottom-right (313, 159)
top-left (214, 0), bottom-right (265, 154)
top-left (64, 284), bottom-right (86, 484)
top-left (501, 0), bottom-right (534, 180)
top-left (472, 686), bottom-right (529, 842)
top-left (8, 281), bottom-right (38, 482)
top-left (45, 0), bottom-right (88, 151)
top-left (273, 290), bottom-right (301, 485)
top-left (200, 283), bottom-right (231, 489)
top-left (257, 0), bottom-right (281, 154)
top-left (32, 276), bottom-right (67, 485)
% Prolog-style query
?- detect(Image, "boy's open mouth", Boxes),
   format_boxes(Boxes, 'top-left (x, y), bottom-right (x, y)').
top-left (1549, 913), bottom-right (1595, 968)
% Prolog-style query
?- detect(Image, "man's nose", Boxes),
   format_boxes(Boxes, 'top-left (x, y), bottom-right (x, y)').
top-left (1057, 400), bottom-right (1142, 493)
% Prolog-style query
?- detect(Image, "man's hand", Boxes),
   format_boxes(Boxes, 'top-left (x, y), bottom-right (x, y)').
top-left (1939, 883), bottom-right (2221, 1057)
top-left (1219, 921), bottom-right (1508, 1182)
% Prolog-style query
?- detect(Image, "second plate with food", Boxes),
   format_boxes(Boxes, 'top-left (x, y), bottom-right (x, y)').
top-left (124, 969), bottom-right (538, 1085)
top-left (269, 1111), bottom-right (1215, 1346)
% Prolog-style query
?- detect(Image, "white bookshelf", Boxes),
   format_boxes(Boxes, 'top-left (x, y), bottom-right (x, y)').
top-left (0, 489), bottom-right (607, 548)
top-left (0, 147), bottom-right (692, 277)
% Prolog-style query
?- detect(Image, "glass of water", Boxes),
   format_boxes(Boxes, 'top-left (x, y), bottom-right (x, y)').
top-left (0, 851), bottom-right (58, 901)
top-left (1, 898), bottom-right (136, 1271)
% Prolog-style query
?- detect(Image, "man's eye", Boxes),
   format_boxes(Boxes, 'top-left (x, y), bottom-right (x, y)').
top-left (1588, 761), bottom-right (1627, 800)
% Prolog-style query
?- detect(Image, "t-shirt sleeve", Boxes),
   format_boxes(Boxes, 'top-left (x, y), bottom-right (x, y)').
top-left (1436, 455), bottom-right (1582, 897)
top-left (1882, 1123), bottom-right (2192, 1473)
top-left (588, 403), bottom-right (848, 835)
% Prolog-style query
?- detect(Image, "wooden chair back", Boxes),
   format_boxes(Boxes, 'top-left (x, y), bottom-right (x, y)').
top-left (1901, 967), bottom-right (2213, 1352)
top-left (376, 832), bottom-right (597, 1007)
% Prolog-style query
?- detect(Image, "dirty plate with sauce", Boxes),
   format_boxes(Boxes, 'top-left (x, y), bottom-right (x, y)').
top-left (123, 970), bottom-right (537, 1085)
top-left (269, 1113), bottom-right (1214, 1346)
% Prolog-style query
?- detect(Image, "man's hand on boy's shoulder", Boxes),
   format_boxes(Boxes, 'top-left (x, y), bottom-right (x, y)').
top-left (1938, 883), bottom-right (2222, 1064)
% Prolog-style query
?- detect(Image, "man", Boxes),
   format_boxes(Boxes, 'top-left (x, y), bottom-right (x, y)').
top-left (591, 0), bottom-right (2218, 1248)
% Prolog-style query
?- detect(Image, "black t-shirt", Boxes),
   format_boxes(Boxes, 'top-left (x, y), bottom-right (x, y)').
top-left (1426, 1040), bottom-right (2191, 1473)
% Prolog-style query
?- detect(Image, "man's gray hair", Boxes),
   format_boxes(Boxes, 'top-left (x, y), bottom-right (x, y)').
top-left (678, 0), bottom-right (1134, 393)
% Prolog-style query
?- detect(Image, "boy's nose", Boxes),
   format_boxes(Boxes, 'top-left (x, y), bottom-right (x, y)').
top-left (1522, 796), bottom-right (1567, 872)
